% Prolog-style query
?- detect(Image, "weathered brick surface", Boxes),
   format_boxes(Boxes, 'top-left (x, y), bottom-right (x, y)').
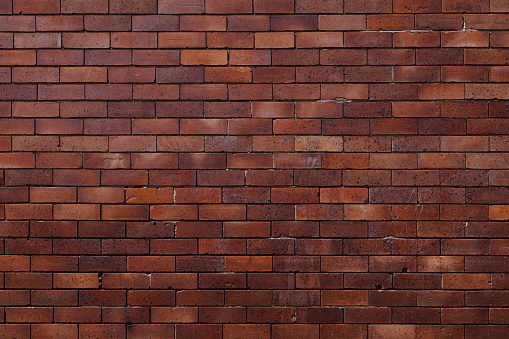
top-left (0, 0), bottom-right (507, 337)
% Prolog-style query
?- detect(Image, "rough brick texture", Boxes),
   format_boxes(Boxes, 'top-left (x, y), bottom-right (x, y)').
top-left (0, 0), bottom-right (508, 337)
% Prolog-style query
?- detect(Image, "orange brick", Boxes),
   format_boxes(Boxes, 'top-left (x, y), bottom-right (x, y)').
top-left (255, 32), bottom-right (294, 48)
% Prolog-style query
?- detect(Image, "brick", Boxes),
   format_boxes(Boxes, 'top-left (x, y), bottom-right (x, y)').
top-left (394, 32), bottom-right (440, 47)
top-left (344, 307), bottom-right (391, 323)
top-left (111, 32), bottom-right (157, 48)
top-left (207, 32), bottom-right (254, 48)
top-left (321, 325), bottom-right (367, 339)
top-left (345, 0), bottom-right (391, 13)
top-left (181, 84), bottom-right (227, 100)
top-left (0, 16), bottom-right (34, 31)
top-left (159, 32), bottom-right (205, 48)
top-left (54, 307), bottom-right (101, 323)
top-left (273, 50), bottom-right (319, 66)
top-left (159, 0), bottom-right (204, 14)
top-left (442, 31), bottom-right (489, 47)
top-left (228, 15), bottom-right (270, 31)
top-left (62, 32), bottom-right (109, 49)
top-left (14, 0), bottom-right (60, 13)
top-left (84, 15), bottom-right (130, 31)
top-left (368, 49), bottom-right (414, 65)
top-left (61, 0), bottom-right (108, 13)
top-left (85, 50), bottom-right (131, 65)
top-left (132, 50), bottom-right (179, 66)
top-left (442, 308), bottom-right (488, 324)
top-left (367, 14), bottom-right (414, 30)
top-left (441, 66), bottom-right (489, 82)
top-left (271, 15), bottom-right (318, 30)
top-left (296, 0), bottom-right (342, 13)
top-left (54, 204), bottom-right (100, 220)
top-left (206, 0), bottom-right (251, 13)
top-left (14, 33), bottom-right (60, 49)
top-left (319, 15), bottom-right (366, 30)
top-left (296, 66), bottom-right (343, 83)
top-left (181, 15), bottom-right (226, 31)
top-left (443, 0), bottom-right (490, 13)
top-left (255, 32), bottom-right (294, 49)
top-left (39, 84), bottom-right (84, 100)
top-left (224, 324), bottom-right (270, 339)
top-left (132, 15), bottom-right (179, 31)
top-left (5, 307), bottom-right (53, 323)
top-left (229, 84), bottom-right (272, 100)
top-left (254, 0), bottom-right (294, 13)
top-left (31, 324), bottom-right (78, 339)
top-left (205, 67), bottom-right (252, 83)
top-left (0, 85), bottom-right (37, 100)
top-left (370, 325), bottom-right (416, 338)
top-left (345, 31), bottom-right (392, 48)
top-left (465, 14), bottom-right (509, 30)
top-left (230, 50), bottom-right (271, 65)
top-left (109, 0), bottom-right (156, 13)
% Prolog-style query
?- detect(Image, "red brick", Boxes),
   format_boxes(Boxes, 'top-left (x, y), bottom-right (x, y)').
top-left (131, 50), bottom-right (178, 66)
top-left (223, 324), bottom-right (269, 339)
top-left (54, 204), bottom-right (100, 220)
top-left (442, 308), bottom-right (488, 324)
top-left (345, 31), bottom-right (391, 47)
top-left (319, 15), bottom-right (366, 30)
top-left (441, 66), bottom-right (489, 82)
top-left (230, 50), bottom-right (271, 65)
top-left (370, 325), bottom-right (416, 338)
top-left (60, 66), bottom-right (107, 83)
top-left (203, 102), bottom-right (249, 118)
top-left (83, 14), bottom-right (130, 31)
top-left (229, 84), bottom-right (272, 100)
top-left (321, 325), bottom-right (367, 339)
top-left (180, 15), bottom-right (225, 32)
top-left (53, 307), bottom-right (101, 323)
top-left (205, 67), bottom-right (252, 83)
top-left (111, 32), bottom-right (157, 48)
top-left (206, 0), bottom-right (251, 13)
top-left (14, 0), bottom-right (60, 13)
top-left (5, 307), bottom-right (53, 323)
top-left (208, 34), bottom-right (253, 51)
top-left (151, 307), bottom-right (198, 323)
top-left (14, 32), bottom-right (61, 48)
top-left (367, 14), bottom-right (414, 30)
top-left (132, 15), bottom-right (179, 31)
top-left (5, 204), bottom-right (52, 220)
top-left (321, 84), bottom-right (369, 100)
top-left (0, 16), bottom-right (34, 31)
top-left (60, 0), bottom-right (108, 13)
top-left (254, 0), bottom-right (294, 13)
top-left (181, 84), bottom-right (227, 100)
top-left (273, 49), bottom-right (319, 66)
top-left (271, 15), bottom-right (318, 31)
top-left (393, 0), bottom-right (439, 12)
top-left (345, 66), bottom-right (392, 82)
top-left (345, 0), bottom-right (391, 13)
top-left (80, 325), bottom-right (126, 338)
top-left (31, 324), bottom-right (78, 339)
top-left (442, 31), bottom-right (489, 48)
top-left (443, 0), bottom-right (490, 13)
top-left (228, 15), bottom-right (270, 31)
top-left (344, 307), bottom-right (391, 323)
top-left (159, 32), bottom-right (205, 49)
top-left (296, 66), bottom-right (342, 83)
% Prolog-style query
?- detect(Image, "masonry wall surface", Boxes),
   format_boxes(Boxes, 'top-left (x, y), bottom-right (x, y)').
top-left (0, 0), bottom-right (508, 338)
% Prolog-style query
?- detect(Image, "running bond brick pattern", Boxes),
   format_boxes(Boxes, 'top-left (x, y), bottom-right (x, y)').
top-left (0, 0), bottom-right (508, 338)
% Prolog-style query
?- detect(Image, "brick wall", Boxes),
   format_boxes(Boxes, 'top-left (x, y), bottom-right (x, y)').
top-left (0, 0), bottom-right (508, 337)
